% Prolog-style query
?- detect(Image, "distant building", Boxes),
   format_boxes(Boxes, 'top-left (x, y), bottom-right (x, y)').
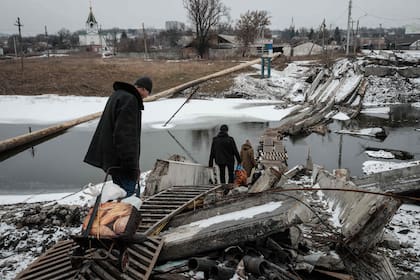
top-left (78, 5), bottom-right (104, 52)
top-left (358, 37), bottom-right (386, 50)
top-left (405, 24), bottom-right (420, 35)
top-left (293, 42), bottom-right (323, 56)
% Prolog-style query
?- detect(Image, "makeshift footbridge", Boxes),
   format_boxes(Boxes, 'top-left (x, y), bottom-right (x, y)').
top-left (16, 184), bottom-right (222, 280)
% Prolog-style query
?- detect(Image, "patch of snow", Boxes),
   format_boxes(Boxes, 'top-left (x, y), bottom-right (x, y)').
top-left (0, 171), bottom-right (151, 206)
top-left (365, 150), bottom-right (395, 159)
top-left (335, 74), bottom-right (363, 103)
top-left (361, 106), bottom-right (390, 115)
top-left (363, 75), bottom-right (417, 106)
top-left (362, 160), bottom-right (420, 175)
top-left (350, 95), bottom-right (361, 107)
top-left (332, 112), bottom-right (350, 121)
top-left (388, 204), bottom-right (420, 272)
top-left (191, 201), bottom-right (282, 228)
top-left (335, 127), bottom-right (384, 137)
top-left (0, 95), bottom-right (296, 131)
top-left (163, 201), bottom-right (282, 243)
top-left (412, 102), bottom-right (420, 108)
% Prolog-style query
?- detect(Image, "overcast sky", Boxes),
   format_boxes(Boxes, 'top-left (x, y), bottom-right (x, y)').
top-left (1, 0), bottom-right (419, 36)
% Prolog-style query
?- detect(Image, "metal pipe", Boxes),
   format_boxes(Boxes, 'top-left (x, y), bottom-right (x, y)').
top-left (209, 265), bottom-right (236, 280)
top-left (242, 256), bottom-right (268, 276)
top-left (188, 257), bottom-right (217, 272)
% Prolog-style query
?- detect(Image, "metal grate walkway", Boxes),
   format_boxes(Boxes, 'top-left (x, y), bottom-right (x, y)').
top-left (16, 184), bottom-right (221, 280)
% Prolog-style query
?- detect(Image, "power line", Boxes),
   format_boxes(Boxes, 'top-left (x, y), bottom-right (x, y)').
top-left (353, 3), bottom-right (420, 23)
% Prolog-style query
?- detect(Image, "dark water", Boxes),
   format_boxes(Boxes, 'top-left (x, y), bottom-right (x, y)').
top-left (285, 104), bottom-right (420, 177)
top-left (1, 104), bottom-right (420, 195)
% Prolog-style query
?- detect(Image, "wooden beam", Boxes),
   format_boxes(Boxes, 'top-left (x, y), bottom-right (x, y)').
top-left (144, 53), bottom-right (282, 102)
top-left (0, 112), bottom-right (101, 154)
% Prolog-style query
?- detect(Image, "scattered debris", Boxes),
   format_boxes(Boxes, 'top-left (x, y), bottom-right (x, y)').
top-left (365, 147), bottom-right (414, 160)
top-left (335, 127), bottom-right (387, 139)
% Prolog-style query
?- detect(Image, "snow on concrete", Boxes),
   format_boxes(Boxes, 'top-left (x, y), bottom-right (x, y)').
top-left (335, 127), bottom-right (384, 137)
top-left (332, 112), bottom-right (350, 121)
top-left (163, 201), bottom-right (283, 243)
top-left (335, 74), bottom-right (363, 103)
top-left (360, 106), bottom-right (390, 114)
top-left (365, 150), bottom-right (395, 159)
top-left (362, 160), bottom-right (420, 175)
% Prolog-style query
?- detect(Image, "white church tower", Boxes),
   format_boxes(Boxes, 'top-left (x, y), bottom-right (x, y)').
top-left (79, 3), bottom-right (103, 52)
top-left (86, 5), bottom-right (99, 37)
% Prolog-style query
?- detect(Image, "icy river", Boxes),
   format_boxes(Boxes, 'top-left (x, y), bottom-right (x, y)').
top-left (1, 103), bottom-right (420, 195)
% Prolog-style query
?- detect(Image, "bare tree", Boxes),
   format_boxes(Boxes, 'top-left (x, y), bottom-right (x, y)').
top-left (235, 10), bottom-right (270, 56)
top-left (183, 0), bottom-right (228, 58)
top-left (57, 28), bottom-right (72, 49)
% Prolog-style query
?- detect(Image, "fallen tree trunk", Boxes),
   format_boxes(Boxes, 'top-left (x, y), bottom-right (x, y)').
top-left (144, 53), bottom-right (281, 102)
top-left (0, 112), bottom-right (101, 154)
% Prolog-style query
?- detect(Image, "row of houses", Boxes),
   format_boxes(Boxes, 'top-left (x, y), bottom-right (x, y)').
top-left (1, 3), bottom-right (419, 59)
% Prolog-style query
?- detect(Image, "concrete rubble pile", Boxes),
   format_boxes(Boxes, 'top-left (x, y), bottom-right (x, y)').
top-left (142, 153), bottom-right (419, 280)
top-left (143, 53), bottom-right (420, 279)
top-left (3, 51), bottom-right (420, 279)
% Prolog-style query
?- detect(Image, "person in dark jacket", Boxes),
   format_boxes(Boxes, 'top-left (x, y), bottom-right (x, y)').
top-left (84, 76), bottom-right (152, 197)
top-left (209, 124), bottom-right (241, 184)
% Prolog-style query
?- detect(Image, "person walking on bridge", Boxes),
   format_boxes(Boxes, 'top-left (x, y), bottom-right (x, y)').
top-left (209, 124), bottom-right (241, 184)
top-left (240, 139), bottom-right (256, 179)
top-left (84, 76), bottom-right (152, 197)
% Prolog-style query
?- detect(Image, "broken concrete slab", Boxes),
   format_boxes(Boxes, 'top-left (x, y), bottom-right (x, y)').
top-left (144, 159), bottom-right (215, 197)
top-left (313, 167), bottom-right (402, 254)
top-left (353, 163), bottom-right (420, 197)
top-left (158, 193), bottom-right (312, 262)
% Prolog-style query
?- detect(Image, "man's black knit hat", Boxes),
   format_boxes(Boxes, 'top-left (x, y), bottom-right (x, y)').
top-left (134, 76), bottom-right (153, 93)
top-left (220, 124), bottom-right (228, 132)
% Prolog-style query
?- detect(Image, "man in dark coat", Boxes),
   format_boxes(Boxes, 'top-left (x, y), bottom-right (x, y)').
top-left (209, 124), bottom-right (241, 184)
top-left (84, 76), bottom-right (152, 197)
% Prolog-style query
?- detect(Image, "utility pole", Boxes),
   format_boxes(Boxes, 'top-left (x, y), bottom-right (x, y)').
top-left (13, 36), bottom-right (18, 57)
top-left (99, 25), bottom-right (103, 53)
top-left (44, 25), bottom-right (49, 58)
top-left (345, 0), bottom-right (352, 56)
top-left (321, 19), bottom-right (326, 51)
top-left (353, 20), bottom-right (359, 54)
top-left (14, 17), bottom-right (24, 71)
top-left (142, 22), bottom-right (148, 59)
